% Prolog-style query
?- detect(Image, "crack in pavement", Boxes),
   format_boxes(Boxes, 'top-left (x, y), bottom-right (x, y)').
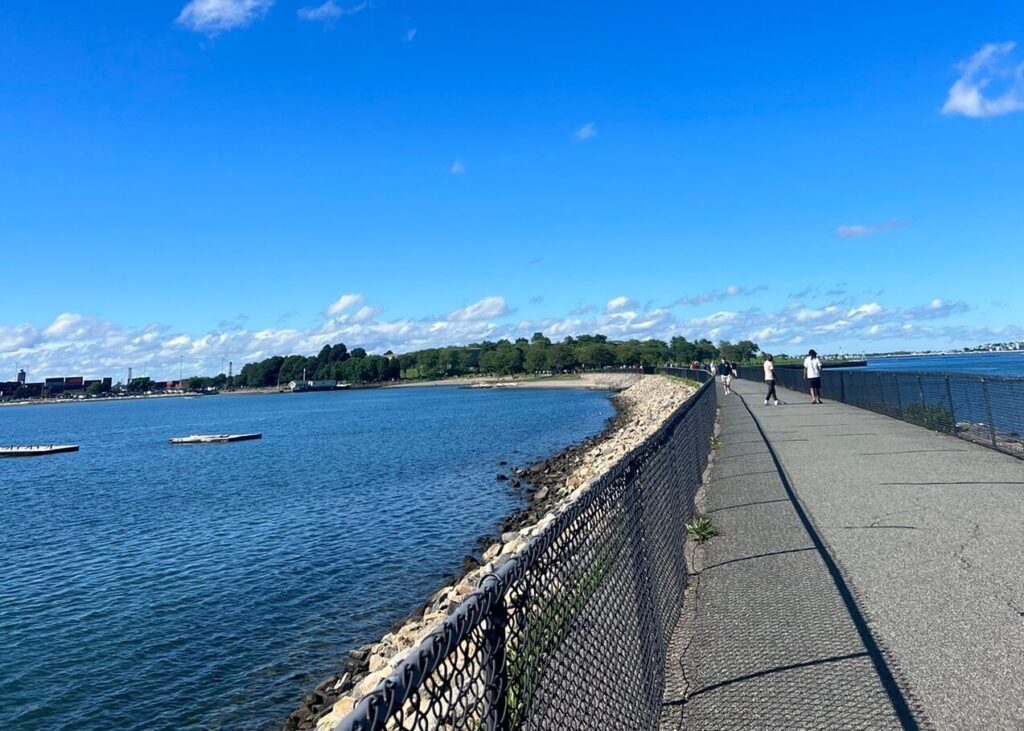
top-left (951, 521), bottom-right (1024, 620)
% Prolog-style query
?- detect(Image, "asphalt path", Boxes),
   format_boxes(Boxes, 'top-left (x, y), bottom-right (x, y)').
top-left (724, 376), bottom-right (1024, 729)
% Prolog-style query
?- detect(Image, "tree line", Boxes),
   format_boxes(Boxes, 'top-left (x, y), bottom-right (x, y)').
top-left (235, 344), bottom-right (401, 388)
top-left (224, 333), bottom-right (762, 387)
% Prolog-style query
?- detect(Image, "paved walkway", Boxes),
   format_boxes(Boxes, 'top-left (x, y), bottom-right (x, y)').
top-left (661, 378), bottom-right (1024, 730)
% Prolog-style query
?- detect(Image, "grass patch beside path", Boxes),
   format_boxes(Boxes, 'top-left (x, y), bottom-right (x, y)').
top-left (661, 374), bottom-right (702, 389)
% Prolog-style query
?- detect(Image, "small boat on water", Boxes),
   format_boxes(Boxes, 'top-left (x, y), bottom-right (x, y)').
top-left (0, 444), bottom-right (80, 458)
top-left (168, 433), bottom-right (262, 445)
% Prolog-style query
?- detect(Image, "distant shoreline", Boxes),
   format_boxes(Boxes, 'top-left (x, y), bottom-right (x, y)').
top-left (867, 350), bottom-right (1024, 358)
top-left (0, 388), bottom-right (283, 409)
top-left (0, 374), bottom-right (630, 409)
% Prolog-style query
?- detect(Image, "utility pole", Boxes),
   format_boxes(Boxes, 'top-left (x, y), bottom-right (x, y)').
top-left (179, 356), bottom-right (183, 383)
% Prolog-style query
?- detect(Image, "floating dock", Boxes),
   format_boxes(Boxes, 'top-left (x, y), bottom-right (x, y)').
top-left (168, 433), bottom-right (262, 445)
top-left (0, 444), bottom-right (80, 458)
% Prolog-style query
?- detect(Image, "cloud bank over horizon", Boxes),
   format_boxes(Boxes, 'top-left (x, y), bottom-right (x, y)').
top-left (1, 291), bottom-right (1011, 382)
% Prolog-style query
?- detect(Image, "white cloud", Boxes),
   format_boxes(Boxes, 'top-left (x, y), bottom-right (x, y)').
top-left (795, 306), bottom-right (839, 323)
top-left (446, 296), bottom-right (509, 322)
top-left (176, 0), bottom-right (273, 34)
top-left (0, 294), bottom-right (1005, 382)
top-left (904, 299), bottom-right (969, 320)
top-left (164, 335), bottom-right (192, 349)
top-left (943, 42), bottom-right (1024, 118)
top-left (836, 220), bottom-right (904, 239)
top-left (450, 160), bottom-right (466, 175)
top-left (349, 306), bottom-right (380, 324)
top-left (405, 28), bottom-right (417, 42)
top-left (605, 296), bottom-right (634, 314)
top-left (298, 1), bottom-right (369, 23)
top-left (674, 285), bottom-right (759, 306)
top-left (574, 122), bottom-right (597, 141)
top-left (43, 313), bottom-right (87, 339)
top-left (0, 324), bottom-right (41, 353)
top-left (326, 293), bottom-right (365, 316)
top-left (848, 302), bottom-right (883, 320)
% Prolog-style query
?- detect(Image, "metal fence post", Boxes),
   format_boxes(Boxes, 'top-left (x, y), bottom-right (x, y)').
top-left (917, 375), bottom-right (925, 405)
top-left (944, 375), bottom-right (955, 423)
top-left (981, 378), bottom-right (998, 449)
top-left (893, 373), bottom-right (903, 415)
top-left (482, 597), bottom-right (510, 731)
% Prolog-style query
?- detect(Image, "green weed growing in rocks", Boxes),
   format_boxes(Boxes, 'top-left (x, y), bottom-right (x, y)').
top-left (901, 403), bottom-right (956, 434)
top-left (710, 435), bottom-right (722, 449)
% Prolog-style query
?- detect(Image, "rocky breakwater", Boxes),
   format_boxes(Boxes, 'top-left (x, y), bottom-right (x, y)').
top-left (286, 374), bottom-right (697, 731)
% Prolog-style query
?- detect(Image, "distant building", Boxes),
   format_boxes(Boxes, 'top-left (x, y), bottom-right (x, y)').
top-left (44, 377), bottom-right (65, 395)
top-left (1, 380), bottom-right (43, 399)
top-left (17, 369), bottom-right (26, 384)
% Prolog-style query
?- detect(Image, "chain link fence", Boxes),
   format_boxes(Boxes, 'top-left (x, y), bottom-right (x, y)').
top-left (334, 369), bottom-right (715, 731)
top-left (735, 365), bottom-right (1024, 459)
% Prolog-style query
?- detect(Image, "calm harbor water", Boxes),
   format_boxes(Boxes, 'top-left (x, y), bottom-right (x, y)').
top-left (0, 387), bottom-right (615, 730)
top-left (861, 351), bottom-right (1024, 377)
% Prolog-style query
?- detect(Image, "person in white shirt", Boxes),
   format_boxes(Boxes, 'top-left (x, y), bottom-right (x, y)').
top-left (803, 349), bottom-right (823, 404)
top-left (763, 354), bottom-right (780, 406)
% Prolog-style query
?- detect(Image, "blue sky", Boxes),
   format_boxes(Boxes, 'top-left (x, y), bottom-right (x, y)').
top-left (2, 1), bottom-right (1023, 379)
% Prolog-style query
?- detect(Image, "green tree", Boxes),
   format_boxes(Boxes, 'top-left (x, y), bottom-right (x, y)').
top-left (277, 355), bottom-right (311, 383)
top-left (525, 342), bottom-right (549, 373)
top-left (735, 340), bottom-right (760, 362)
top-left (693, 339), bottom-right (718, 362)
top-left (479, 350), bottom-right (499, 374)
top-left (617, 341), bottom-right (643, 367)
top-left (330, 343), bottom-right (349, 362)
top-left (548, 343), bottom-right (578, 372)
top-left (578, 342), bottom-right (615, 369)
top-left (718, 340), bottom-right (740, 363)
top-left (638, 339), bottom-right (669, 366)
top-left (493, 342), bottom-right (524, 375)
top-left (670, 336), bottom-right (697, 364)
top-left (127, 377), bottom-right (154, 392)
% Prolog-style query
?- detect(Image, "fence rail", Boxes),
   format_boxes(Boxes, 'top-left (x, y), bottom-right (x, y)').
top-left (334, 368), bottom-right (716, 731)
top-left (735, 365), bottom-right (1024, 459)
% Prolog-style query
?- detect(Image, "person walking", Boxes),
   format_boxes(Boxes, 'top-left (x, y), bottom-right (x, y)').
top-left (763, 354), bottom-right (780, 406)
top-left (803, 349), bottom-right (823, 404)
top-left (719, 360), bottom-right (733, 395)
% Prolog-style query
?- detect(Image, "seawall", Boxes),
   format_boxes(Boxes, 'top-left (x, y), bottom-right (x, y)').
top-left (285, 373), bottom-right (699, 730)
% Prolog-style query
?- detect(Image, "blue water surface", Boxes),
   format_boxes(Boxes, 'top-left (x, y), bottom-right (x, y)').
top-left (860, 351), bottom-right (1024, 377)
top-left (0, 387), bottom-right (615, 730)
